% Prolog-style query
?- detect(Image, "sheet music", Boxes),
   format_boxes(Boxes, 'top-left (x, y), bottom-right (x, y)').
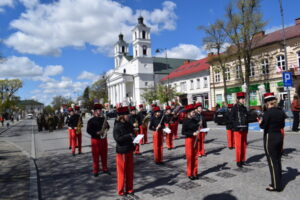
top-left (200, 128), bottom-right (210, 132)
top-left (133, 134), bottom-right (144, 144)
top-left (163, 127), bottom-right (171, 134)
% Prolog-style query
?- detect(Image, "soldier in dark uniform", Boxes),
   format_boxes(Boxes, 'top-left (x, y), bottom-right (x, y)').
top-left (225, 104), bottom-right (234, 149)
top-left (230, 92), bottom-right (249, 168)
top-left (67, 108), bottom-right (80, 156)
top-left (137, 104), bottom-right (148, 144)
top-left (66, 109), bottom-right (72, 149)
top-left (53, 114), bottom-right (59, 130)
top-left (113, 106), bottom-right (135, 197)
top-left (129, 106), bottom-right (141, 155)
top-left (37, 113), bottom-right (43, 132)
top-left (149, 106), bottom-right (165, 164)
top-left (258, 93), bottom-right (285, 192)
top-left (194, 103), bottom-right (207, 157)
top-left (87, 104), bottom-right (110, 176)
top-left (163, 105), bottom-right (175, 150)
top-left (48, 114), bottom-right (55, 132)
top-left (44, 114), bottom-right (49, 131)
top-left (182, 104), bottom-right (199, 180)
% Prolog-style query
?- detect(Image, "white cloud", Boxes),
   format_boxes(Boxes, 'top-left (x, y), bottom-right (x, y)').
top-left (0, 56), bottom-right (63, 79)
top-left (77, 71), bottom-right (100, 81)
top-left (0, 0), bottom-right (14, 12)
top-left (156, 44), bottom-right (207, 60)
top-left (5, 0), bottom-right (177, 56)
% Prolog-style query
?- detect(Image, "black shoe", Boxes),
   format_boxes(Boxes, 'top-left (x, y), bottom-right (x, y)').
top-left (188, 176), bottom-right (195, 180)
top-left (155, 162), bottom-right (164, 165)
top-left (127, 193), bottom-right (139, 199)
top-left (237, 162), bottom-right (243, 168)
top-left (103, 170), bottom-right (111, 175)
top-left (93, 173), bottom-right (99, 177)
top-left (168, 148), bottom-right (172, 150)
top-left (266, 186), bottom-right (282, 192)
top-left (69, 147), bottom-right (71, 150)
top-left (78, 152), bottom-right (82, 154)
top-left (193, 175), bottom-right (199, 180)
top-left (241, 162), bottom-right (250, 166)
top-left (72, 153), bottom-right (75, 156)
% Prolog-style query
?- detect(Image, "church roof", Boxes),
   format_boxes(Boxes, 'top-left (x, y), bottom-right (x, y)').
top-left (161, 57), bottom-right (209, 81)
top-left (153, 57), bottom-right (192, 74)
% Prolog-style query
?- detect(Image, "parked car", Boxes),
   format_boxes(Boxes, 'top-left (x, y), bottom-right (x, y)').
top-left (201, 108), bottom-right (215, 121)
top-left (106, 109), bottom-right (117, 118)
top-left (27, 113), bottom-right (33, 119)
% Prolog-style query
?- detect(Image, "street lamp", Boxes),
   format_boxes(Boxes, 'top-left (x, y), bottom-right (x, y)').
top-left (155, 48), bottom-right (170, 105)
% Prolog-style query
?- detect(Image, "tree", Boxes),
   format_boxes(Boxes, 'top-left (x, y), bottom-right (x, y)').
top-left (201, 21), bottom-right (229, 104)
top-left (51, 96), bottom-right (73, 111)
top-left (81, 86), bottom-right (93, 110)
top-left (90, 78), bottom-right (108, 103)
top-left (43, 105), bottom-right (54, 114)
top-left (0, 79), bottom-right (23, 102)
top-left (141, 88), bottom-right (157, 104)
top-left (141, 84), bottom-right (178, 104)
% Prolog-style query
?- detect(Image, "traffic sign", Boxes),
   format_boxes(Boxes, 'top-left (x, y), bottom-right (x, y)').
top-left (282, 72), bottom-right (293, 87)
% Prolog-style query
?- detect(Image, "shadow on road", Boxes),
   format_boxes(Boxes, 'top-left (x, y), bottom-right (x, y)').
top-left (199, 162), bottom-right (229, 177)
top-left (282, 167), bottom-right (300, 189)
top-left (202, 191), bottom-right (237, 200)
top-left (246, 153), bottom-right (265, 164)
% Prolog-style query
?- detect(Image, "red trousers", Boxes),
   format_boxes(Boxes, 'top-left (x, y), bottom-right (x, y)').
top-left (91, 138), bottom-right (108, 173)
top-left (164, 124), bottom-right (174, 149)
top-left (185, 137), bottom-right (198, 177)
top-left (197, 132), bottom-right (206, 156)
top-left (70, 129), bottom-right (81, 154)
top-left (234, 131), bottom-right (248, 162)
top-left (226, 130), bottom-right (235, 148)
top-left (134, 130), bottom-right (141, 154)
top-left (139, 125), bottom-right (148, 144)
top-left (173, 122), bottom-right (179, 139)
top-left (153, 130), bottom-right (164, 163)
top-left (116, 152), bottom-right (134, 196)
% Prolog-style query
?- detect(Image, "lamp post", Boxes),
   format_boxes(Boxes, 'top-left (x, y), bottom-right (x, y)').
top-left (155, 48), bottom-right (170, 104)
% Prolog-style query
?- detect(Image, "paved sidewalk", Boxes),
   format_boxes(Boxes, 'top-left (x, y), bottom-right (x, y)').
top-left (0, 140), bottom-right (30, 200)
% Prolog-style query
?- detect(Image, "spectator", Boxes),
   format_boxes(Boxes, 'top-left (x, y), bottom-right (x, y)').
top-left (291, 94), bottom-right (300, 132)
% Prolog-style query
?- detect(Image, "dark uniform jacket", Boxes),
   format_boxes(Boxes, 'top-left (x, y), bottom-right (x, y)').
top-left (182, 118), bottom-right (199, 137)
top-left (224, 110), bottom-right (233, 130)
top-left (259, 107), bottom-right (285, 134)
top-left (149, 116), bottom-right (164, 131)
top-left (137, 110), bottom-right (147, 126)
top-left (113, 121), bottom-right (135, 154)
top-left (230, 103), bottom-right (248, 132)
top-left (67, 114), bottom-right (80, 129)
top-left (129, 114), bottom-right (139, 126)
top-left (87, 116), bottom-right (110, 139)
top-left (194, 112), bottom-right (207, 128)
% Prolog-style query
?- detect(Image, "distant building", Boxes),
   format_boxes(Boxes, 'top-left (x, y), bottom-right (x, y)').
top-left (106, 16), bottom-right (191, 106)
top-left (161, 58), bottom-right (211, 108)
top-left (19, 100), bottom-right (44, 114)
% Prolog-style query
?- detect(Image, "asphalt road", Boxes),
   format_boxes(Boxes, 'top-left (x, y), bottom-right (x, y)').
top-left (1, 118), bottom-right (299, 200)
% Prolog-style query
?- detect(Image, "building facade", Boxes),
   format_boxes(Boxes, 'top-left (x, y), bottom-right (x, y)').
top-left (161, 58), bottom-right (211, 108)
top-left (106, 17), bottom-right (189, 106)
top-left (210, 18), bottom-right (300, 109)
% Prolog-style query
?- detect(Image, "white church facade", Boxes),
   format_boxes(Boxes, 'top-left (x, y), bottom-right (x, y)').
top-left (106, 17), bottom-right (188, 106)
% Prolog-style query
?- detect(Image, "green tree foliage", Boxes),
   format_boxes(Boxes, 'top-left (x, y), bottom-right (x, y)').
top-left (0, 79), bottom-right (23, 112)
top-left (90, 78), bottom-right (108, 103)
top-left (141, 84), bottom-right (178, 104)
top-left (51, 96), bottom-right (74, 111)
top-left (141, 88), bottom-right (157, 104)
top-left (43, 105), bottom-right (54, 114)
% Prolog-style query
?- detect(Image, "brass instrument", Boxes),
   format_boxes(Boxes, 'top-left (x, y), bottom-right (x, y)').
top-left (142, 114), bottom-right (151, 128)
top-left (76, 116), bottom-right (83, 134)
top-left (100, 117), bottom-right (109, 139)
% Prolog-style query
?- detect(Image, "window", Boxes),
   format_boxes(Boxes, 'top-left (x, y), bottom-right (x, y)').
top-left (196, 79), bottom-right (200, 89)
top-left (203, 77), bottom-right (208, 88)
top-left (121, 46), bottom-right (125, 53)
top-left (227, 94), bottom-right (233, 104)
top-left (261, 59), bottom-right (269, 74)
top-left (215, 71), bottom-right (220, 83)
top-left (142, 46), bottom-right (147, 56)
top-left (180, 82), bottom-right (187, 92)
top-left (145, 82), bottom-right (148, 87)
top-left (190, 80), bottom-right (194, 90)
top-left (142, 31), bottom-right (146, 39)
top-left (277, 55), bottom-right (286, 71)
top-left (225, 68), bottom-right (231, 81)
top-left (236, 65), bottom-right (241, 79)
top-left (250, 63), bottom-right (255, 77)
top-left (216, 94), bottom-right (222, 105)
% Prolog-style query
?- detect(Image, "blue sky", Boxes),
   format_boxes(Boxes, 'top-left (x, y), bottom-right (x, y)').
top-left (0, 0), bottom-right (299, 105)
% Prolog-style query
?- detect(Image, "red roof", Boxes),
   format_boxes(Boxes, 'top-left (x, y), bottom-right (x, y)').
top-left (161, 57), bottom-right (209, 81)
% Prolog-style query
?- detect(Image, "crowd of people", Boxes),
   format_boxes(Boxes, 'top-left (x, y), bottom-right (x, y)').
top-left (36, 112), bottom-right (66, 132)
top-left (63, 91), bottom-right (288, 198)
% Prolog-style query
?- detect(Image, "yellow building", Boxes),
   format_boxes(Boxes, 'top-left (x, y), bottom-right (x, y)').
top-left (210, 18), bottom-right (300, 110)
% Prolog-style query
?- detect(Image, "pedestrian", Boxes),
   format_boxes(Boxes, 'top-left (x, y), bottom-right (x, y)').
top-left (129, 106), bottom-right (141, 155)
top-left (66, 110), bottom-right (72, 149)
top-left (74, 106), bottom-right (83, 154)
top-left (87, 104), bottom-right (110, 177)
top-left (163, 105), bottom-right (175, 150)
top-left (137, 104), bottom-right (148, 144)
top-left (182, 104), bottom-right (199, 180)
top-left (194, 102), bottom-right (207, 157)
top-left (258, 93), bottom-right (285, 192)
top-left (171, 102), bottom-right (179, 140)
top-left (291, 94), bottom-right (300, 132)
top-left (149, 106), bottom-right (165, 164)
top-left (67, 107), bottom-right (80, 156)
top-left (225, 104), bottom-right (234, 149)
top-left (113, 106), bottom-right (135, 198)
top-left (230, 92), bottom-right (249, 168)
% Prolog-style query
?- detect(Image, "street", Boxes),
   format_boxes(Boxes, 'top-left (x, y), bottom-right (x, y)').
top-left (0, 118), bottom-right (299, 200)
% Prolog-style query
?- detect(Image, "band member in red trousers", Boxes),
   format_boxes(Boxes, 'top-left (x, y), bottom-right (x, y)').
top-left (164, 105), bottom-right (175, 150)
top-left (182, 104), bottom-right (199, 180)
top-left (66, 108), bottom-right (73, 149)
top-left (149, 106), bottom-right (165, 164)
top-left (230, 92), bottom-right (249, 168)
top-left (137, 104), bottom-right (148, 144)
top-left (113, 106), bottom-right (135, 197)
top-left (194, 103), bottom-right (207, 157)
top-left (129, 106), bottom-right (141, 155)
top-left (87, 104), bottom-right (110, 176)
top-left (171, 102), bottom-right (179, 139)
top-left (225, 104), bottom-right (235, 149)
top-left (67, 107), bottom-right (80, 156)
top-left (74, 106), bottom-right (83, 153)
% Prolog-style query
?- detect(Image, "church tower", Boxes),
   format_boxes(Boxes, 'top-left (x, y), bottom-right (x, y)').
top-left (114, 33), bottom-right (128, 68)
top-left (132, 16), bottom-right (151, 58)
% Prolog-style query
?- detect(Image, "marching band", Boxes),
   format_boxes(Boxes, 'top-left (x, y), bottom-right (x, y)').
top-left (62, 91), bottom-right (287, 197)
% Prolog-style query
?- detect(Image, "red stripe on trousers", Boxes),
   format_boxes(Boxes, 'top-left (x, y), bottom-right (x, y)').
top-left (226, 130), bottom-right (235, 148)
top-left (164, 124), bottom-right (174, 149)
top-left (134, 130), bottom-right (140, 154)
top-left (91, 138), bottom-right (108, 173)
top-left (234, 131), bottom-right (248, 162)
top-left (153, 130), bottom-right (164, 163)
top-left (173, 122), bottom-right (179, 139)
top-left (185, 137), bottom-right (198, 177)
top-left (116, 152), bottom-right (134, 196)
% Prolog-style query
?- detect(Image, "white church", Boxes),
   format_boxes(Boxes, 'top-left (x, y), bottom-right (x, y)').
top-left (106, 16), bottom-right (189, 106)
